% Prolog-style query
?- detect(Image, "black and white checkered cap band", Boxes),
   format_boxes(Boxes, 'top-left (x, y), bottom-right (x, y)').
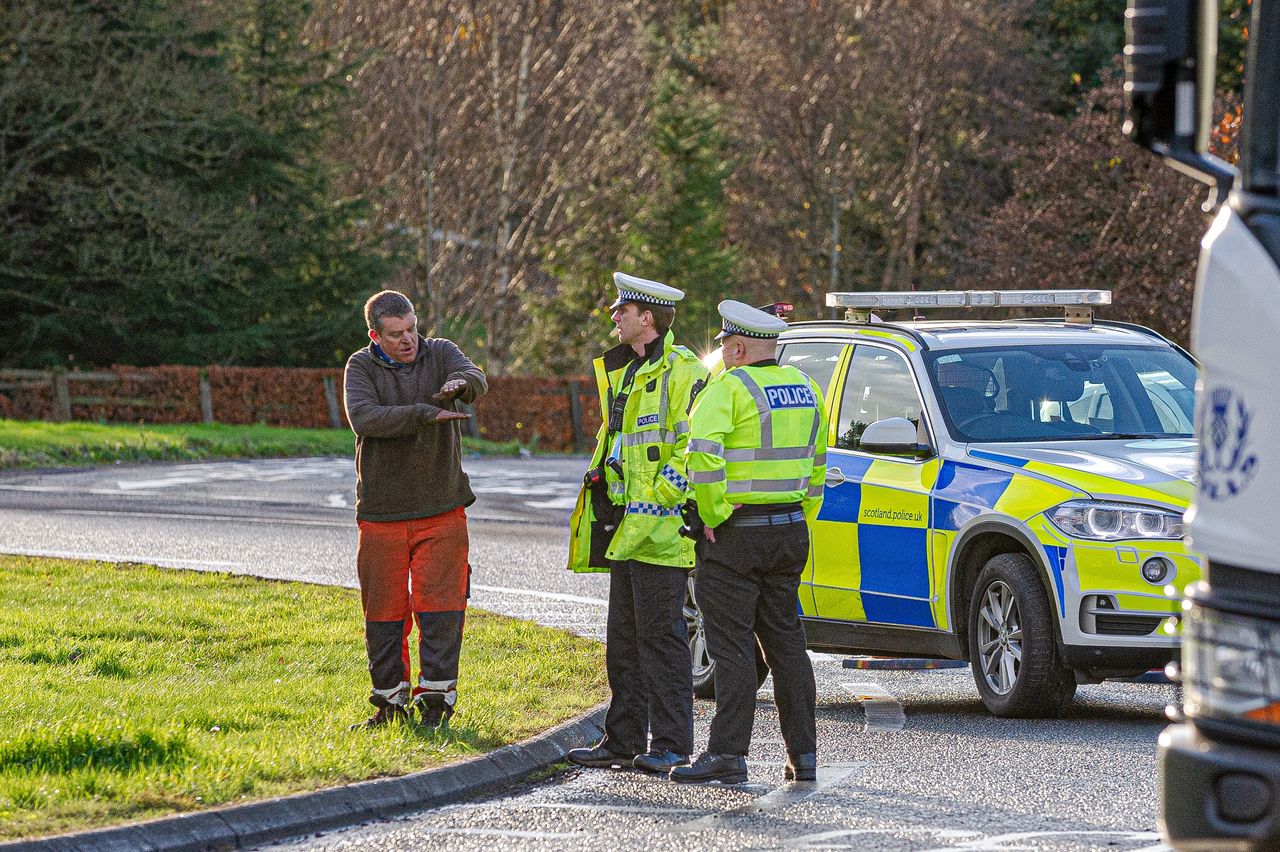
top-left (616, 287), bottom-right (676, 306)
top-left (719, 319), bottom-right (779, 338)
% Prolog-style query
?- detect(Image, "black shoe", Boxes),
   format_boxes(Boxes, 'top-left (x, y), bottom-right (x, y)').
top-left (784, 752), bottom-right (817, 782)
top-left (349, 704), bottom-right (408, 731)
top-left (567, 745), bottom-right (636, 769)
top-left (414, 692), bottom-right (456, 730)
top-left (670, 752), bottom-right (748, 785)
top-left (633, 750), bottom-right (690, 773)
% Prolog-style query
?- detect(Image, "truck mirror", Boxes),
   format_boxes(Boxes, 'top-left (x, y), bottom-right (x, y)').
top-left (1124, 0), bottom-right (1236, 197)
top-left (1123, 0), bottom-right (1211, 153)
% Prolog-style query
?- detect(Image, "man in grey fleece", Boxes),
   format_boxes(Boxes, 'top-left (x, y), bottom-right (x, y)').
top-left (343, 290), bottom-right (487, 730)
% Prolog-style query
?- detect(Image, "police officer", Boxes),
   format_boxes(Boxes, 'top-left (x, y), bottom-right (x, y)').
top-left (671, 300), bottom-right (827, 785)
top-left (566, 272), bottom-right (710, 774)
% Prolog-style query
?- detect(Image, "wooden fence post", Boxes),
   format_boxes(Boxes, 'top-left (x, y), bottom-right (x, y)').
top-left (566, 379), bottom-right (586, 453)
top-left (51, 368), bottom-right (71, 422)
top-left (322, 376), bottom-right (343, 429)
top-left (199, 370), bottom-right (214, 424)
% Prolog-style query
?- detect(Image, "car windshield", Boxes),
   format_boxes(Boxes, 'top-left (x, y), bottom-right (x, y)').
top-left (923, 343), bottom-right (1196, 443)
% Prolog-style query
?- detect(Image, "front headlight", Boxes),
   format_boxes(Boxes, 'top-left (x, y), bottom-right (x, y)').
top-left (1046, 499), bottom-right (1184, 541)
top-left (1183, 604), bottom-right (1280, 726)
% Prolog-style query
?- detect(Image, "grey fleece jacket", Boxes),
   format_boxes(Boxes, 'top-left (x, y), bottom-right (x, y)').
top-left (343, 336), bottom-right (487, 522)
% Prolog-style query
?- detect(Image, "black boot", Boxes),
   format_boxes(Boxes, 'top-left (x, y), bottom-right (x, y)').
top-left (349, 704), bottom-right (408, 731)
top-left (784, 752), bottom-right (817, 782)
top-left (414, 691), bottom-right (455, 730)
top-left (567, 745), bottom-right (636, 769)
top-left (670, 752), bottom-right (748, 784)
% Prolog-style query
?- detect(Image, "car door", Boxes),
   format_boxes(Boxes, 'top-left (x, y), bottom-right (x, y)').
top-left (811, 343), bottom-right (941, 628)
top-left (776, 340), bottom-right (849, 616)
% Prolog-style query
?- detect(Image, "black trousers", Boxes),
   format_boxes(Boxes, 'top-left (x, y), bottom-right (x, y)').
top-left (697, 520), bottom-right (816, 758)
top-left (600, 560), bottom-right (694, 756)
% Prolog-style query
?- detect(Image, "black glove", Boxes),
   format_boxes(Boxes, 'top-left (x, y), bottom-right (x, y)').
top-left (678, 500), bottom-right (705, 540)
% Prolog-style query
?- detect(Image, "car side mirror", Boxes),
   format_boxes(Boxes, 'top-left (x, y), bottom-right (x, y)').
top-left (859, 417), bottom-right (931, 458)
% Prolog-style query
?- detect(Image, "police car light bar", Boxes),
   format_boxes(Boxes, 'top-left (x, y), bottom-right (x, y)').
top-left (825, 289), bottom-right (1111, 310)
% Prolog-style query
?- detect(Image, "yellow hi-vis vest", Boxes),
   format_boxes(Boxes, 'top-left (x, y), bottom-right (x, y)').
top-left (567, 331), bottom-right (710, 573)
top-left (687, 363), bottom-right (827, 529)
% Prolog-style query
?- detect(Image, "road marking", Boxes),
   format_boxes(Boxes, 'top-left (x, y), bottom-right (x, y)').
top-left (49, 509), bottom-right (352, 528)
top-left (667, 762), bottom-right (862, 834)
top-left (524, 803), bottom-right (705, 815)
top-left (325, 492), bottom-right (348, 508)
top-left (842, 681), bottom-right (906, 731)
top-left (471, 584), bottom-right (607, 607)
top-left (917, 830), bottom-right (1167, 851)
top-left (0, 546), bottom-right (285, 574)
top-left (385, 827), bottom-right (581, 839)
top-left (783, 828), bottom-right (1166, 850)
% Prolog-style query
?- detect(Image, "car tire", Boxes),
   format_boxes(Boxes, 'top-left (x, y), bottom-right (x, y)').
top-left (967, 552), bottom-right (1076, 718)
top-left (686, 570), bottom-right (769, 699)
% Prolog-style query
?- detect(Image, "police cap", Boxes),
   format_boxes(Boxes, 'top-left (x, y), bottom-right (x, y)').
top-left (715, 300), bottom-right (788, 340)
top-left (609, 272), bottom-right (685, 311)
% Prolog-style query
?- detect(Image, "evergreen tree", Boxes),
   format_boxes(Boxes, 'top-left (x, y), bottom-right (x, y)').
top-left (0, 0), bottom-right (398, 369)
top-left (621, 71), bottom-right (736, 353)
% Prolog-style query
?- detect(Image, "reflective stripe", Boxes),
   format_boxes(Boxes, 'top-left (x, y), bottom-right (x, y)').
top-left (657, 354), bottom-right (674, 425)
top-left (726, 477), bottom-right (809, 493)
top-left (690, 468), bottom-right (727, 484)
top-left (807, 482), bottom-right (824, 498)
top-left (625, 501), bottom-right (681, 517)
top-left (416, 678), bottom-right (457, 692)
top-left (672, 420), bottom-right (690, 436)
top-left (723, 446), bottom-right (814, 462)
top-left (733, 370), bottom-right (773, 447)
top-left (814, 451), bottom-right (827, 467)
top-left (622, 429), bottom-right (677, 446)
top-left (689, 438), bottom-right (724, 455)
top-left (372, 682), bottom-right (410, 705)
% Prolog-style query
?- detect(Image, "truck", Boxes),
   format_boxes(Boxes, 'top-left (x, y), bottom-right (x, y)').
top-left (1124, 0), bottom-right (1280, 846)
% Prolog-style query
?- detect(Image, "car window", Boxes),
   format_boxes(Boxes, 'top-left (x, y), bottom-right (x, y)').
top-left (834, 346), bottom-right (923, 451)
top-left (778, 341), bottom-right (845, 398)
top-left (925, 344), bottom-right (1196, 442)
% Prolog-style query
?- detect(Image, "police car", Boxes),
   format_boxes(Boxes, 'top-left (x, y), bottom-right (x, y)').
top-left (687, 289), bottom-right (1199, 718)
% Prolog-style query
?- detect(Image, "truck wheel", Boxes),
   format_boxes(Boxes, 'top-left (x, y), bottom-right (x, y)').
top-left (968, 553), bottom-right (1076, 718)
top-left (686, 571), bottom-right (769, 699)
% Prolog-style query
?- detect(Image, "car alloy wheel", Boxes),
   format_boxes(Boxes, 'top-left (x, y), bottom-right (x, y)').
top-left (976, 579), bottom-right (1022, 695)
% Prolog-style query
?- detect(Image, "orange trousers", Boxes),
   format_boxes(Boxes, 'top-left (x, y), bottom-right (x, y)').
top-left (357, 507), bottom-right (469, 695)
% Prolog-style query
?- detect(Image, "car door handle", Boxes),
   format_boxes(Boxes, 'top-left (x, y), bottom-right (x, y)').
top-left (824, 467), bottom-right (846, 486)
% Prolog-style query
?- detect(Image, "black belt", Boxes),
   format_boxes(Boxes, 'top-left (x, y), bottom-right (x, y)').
top-left (723, 509), bottom-right (805, 528)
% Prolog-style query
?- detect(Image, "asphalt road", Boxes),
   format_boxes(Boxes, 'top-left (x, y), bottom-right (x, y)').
top-left (0, 458), bottom-right (1177, 851)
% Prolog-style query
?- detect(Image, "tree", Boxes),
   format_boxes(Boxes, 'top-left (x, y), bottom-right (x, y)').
top-left (620, 71), bottom-right (737, 352)
top-left (0, 0), bottom-right (397, 369)
top-left (954, 75), bottom-right (1225, 345)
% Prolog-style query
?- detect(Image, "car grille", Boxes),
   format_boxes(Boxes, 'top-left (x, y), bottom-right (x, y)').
top-left (1095, 614), bottom-right (1162, 636)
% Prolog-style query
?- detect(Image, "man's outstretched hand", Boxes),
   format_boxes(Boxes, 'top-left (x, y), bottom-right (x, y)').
top-left (433, 409), bottom-right (471, 422)
top-left (433, 379), bottom-right (467, 402)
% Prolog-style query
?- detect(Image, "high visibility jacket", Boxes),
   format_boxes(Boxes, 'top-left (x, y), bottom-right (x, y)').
top-left (567, 331), bottom-right (710, 572)
top-left (687, 363), bottom-right (827, 529)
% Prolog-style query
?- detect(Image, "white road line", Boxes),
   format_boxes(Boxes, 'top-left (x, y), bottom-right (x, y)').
top-left (48, 509), bottom-right (352, 528)
top-left (0, 547), bottom-right (606, 609)
top-left (471, 584), bottom-right (607, 607)
top-left (842, 682), bottom-right (907, 731)
top-left (667, 763), bottom-right (862, 834)
top-left (0, 546), bottom-right (278, 573)
top-left (917, 830), bottom-right (1167, 851)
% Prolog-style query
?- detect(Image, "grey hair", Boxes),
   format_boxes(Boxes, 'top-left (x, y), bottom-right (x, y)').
top-left (364, 290), bottom-right (415, 332)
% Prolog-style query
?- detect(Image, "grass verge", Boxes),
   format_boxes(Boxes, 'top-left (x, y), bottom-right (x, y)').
top-left (0, 555), bottom-right (607, 840)
top-left (0, 419), bottom-right (526, 469)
